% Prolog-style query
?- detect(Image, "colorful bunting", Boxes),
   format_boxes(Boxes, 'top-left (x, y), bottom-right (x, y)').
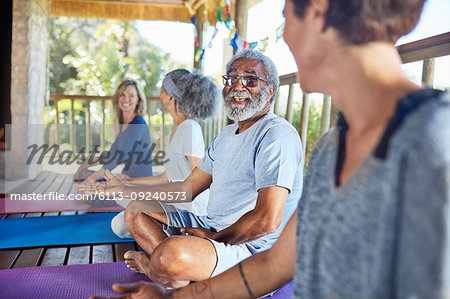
top-left (191, 1), bottom-right (284, 62)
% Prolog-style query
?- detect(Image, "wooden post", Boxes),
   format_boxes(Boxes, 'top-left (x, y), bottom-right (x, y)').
top-left (86, 100), bottom-right (91, 153)
top-left (329, 101), bottom-right (339, 128)
top-left (193, 11), bottom-right (205, 72)
top-left (161, 110), bottom-right (165, 150)
top-left (101, 100), bottom-right (105, 152)
top-left (273, 91), bottom-right (281, 115)
top-left (285, 84), bottom-right (294, 123)
top-left (70, 100), bottom-right (75, 152)
top-left (320, 95), bottom-right (331, 135)
top-left (235, 0), bottom-right (248, 41)
top-left (422, 58), bottom-right (435, 87)
top-left (208, 118), bottom-right (213, 146)
top-left (146, 99), bottom-right (151, 125)
top-left (299, 93), bottom-right (310, 156)
top-left (55, 100), bottom-right (61, 155)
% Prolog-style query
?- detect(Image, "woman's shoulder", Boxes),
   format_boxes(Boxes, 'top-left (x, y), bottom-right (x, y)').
top-left (131, 115), bottom-right (147, 125)
top-left (178, 119), bottom-right (202, 133)
top-left (395, 90), bottom-right (450, 165)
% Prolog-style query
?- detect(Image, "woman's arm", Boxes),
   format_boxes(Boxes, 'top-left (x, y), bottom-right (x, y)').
top-left (90, 212), bottom-right (298, 299)
top-left (121, 156), bottom-right (200, 185)
top-left (188, 156), bottom-right (202, 171)
top-left (123, 172), bottom-right (169, 185)
top-left (73, 158), bottom-right (101, 182)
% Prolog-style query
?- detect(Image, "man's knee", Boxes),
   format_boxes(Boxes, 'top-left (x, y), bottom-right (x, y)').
top-left (150, 236), bottom-right (195, 277)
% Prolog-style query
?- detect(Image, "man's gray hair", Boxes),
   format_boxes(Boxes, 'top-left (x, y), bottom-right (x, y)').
top-left (164, 69), bottom-right (220, 120)
top-left (225, 49), bottom-right (279, 103)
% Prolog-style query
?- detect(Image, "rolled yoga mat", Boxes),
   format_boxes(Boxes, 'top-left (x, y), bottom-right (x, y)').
top-left (0, 213), bottom-right (133, 249)
top-left (0, 262), bottom-right (294, 299)
top-left (0, 197), bottom-right (124, 214)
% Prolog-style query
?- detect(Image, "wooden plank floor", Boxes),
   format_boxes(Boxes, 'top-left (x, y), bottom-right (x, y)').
top-left (0, 211), bottom-right (139, 269)
top-left (1, 171), bottom-right (139, 269)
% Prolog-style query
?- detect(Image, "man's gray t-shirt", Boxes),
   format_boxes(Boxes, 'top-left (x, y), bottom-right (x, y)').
top-left (197, 112), bottom-right (303, 253)
top-left (294, 90), bottom-right (450, 298)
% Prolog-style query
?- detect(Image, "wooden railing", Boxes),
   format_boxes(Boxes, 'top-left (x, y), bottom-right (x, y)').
top-left (46, 94), bottom-right (228, 154)
top-left (47, 32), bottom-right (450, 158)
top-left (47, 95), bottom-right (161, 153)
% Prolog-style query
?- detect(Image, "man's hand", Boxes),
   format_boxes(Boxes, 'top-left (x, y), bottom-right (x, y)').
top-left (89, 281), bottom-right (171, 299)
top-left (180, 227), bottom-right (217, 240)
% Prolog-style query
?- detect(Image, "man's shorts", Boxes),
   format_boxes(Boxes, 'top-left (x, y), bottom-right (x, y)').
top-left (161, 203), bottom-right (253, 277)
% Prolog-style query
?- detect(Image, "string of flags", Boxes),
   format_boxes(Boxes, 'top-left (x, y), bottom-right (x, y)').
top-left (192, 1), bottom-right (284, 62)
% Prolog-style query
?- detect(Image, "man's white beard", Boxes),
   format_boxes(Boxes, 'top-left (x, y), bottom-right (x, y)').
top-left (223, 87), bottom-right (270, 122)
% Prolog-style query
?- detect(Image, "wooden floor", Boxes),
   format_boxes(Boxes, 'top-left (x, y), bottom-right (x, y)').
top-left (1, 172), bottom-right (139, 270)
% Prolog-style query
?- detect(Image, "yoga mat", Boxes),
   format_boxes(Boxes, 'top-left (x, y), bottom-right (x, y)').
top-left (0, 262), bottom-right (293, 299)
top-left (0, 262), bottom-right (150, 299)
top-left (0, 213), bottom-right (133, 249)
top-left (0, 197), bottom-right (124, 214)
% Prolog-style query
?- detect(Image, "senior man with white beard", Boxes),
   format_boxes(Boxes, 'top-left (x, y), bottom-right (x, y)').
top-left (78, 49), bottom-right (303, 289)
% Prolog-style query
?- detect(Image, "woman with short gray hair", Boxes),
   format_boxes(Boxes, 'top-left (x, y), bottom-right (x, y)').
top-left (109, 69), bottom-right (220, 238)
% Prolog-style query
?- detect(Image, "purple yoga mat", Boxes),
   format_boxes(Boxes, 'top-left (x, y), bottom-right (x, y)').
top-left (0, 262), bottom-right (150, 299)
top-left (0, 262), bottom-right (293, 298)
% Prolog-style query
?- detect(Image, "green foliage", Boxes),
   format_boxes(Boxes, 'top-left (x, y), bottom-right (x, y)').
top-left (49, 17), bottom-right (183, 97)
top-left (291, 100), bottom-right (323, 163)
top-left (48, 18), bottom-right (185, 152)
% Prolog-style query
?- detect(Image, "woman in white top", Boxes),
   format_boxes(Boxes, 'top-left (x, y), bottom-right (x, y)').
top-left (110, 69), bottom-right (220, 238)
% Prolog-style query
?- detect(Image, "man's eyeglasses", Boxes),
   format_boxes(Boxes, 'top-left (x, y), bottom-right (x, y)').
top-left (222, 75), bottom-right (269, 88)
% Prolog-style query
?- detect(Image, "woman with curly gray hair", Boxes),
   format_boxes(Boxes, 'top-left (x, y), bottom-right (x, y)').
top-left (109, 69), bottom-right (220, 238)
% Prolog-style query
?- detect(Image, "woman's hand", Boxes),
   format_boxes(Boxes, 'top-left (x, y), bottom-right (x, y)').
top-left (84, 168), bottom-right (107, 183)
top-left (73, 163), bottom-right (88, 182)
top-left (76, 179), bottom-right (125, 196)
top-left (104, 169), bottom-right (129, 183)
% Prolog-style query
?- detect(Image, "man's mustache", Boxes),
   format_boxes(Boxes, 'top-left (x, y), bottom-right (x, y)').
top-left (226, 91), bottom-right (253, 100)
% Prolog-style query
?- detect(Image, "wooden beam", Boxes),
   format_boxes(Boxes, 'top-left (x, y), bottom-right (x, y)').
top-left (76, 0), bottom-right (185, 5)
top-left (51, 0), bottom-right (191, 22)
top-left (397, 32), bottom-right (450, 64)
top-left (279, 73), bottom-right (297, 86)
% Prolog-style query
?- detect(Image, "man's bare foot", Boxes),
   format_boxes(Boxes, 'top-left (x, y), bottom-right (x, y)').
top-left (124, 250), bottom-right (191, 289)
top-left (124, 250), bottom-right (150, 275)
